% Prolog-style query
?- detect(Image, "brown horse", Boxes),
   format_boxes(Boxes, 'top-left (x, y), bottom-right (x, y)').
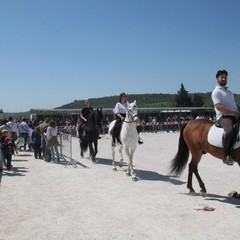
top-left (169, 119), bottom-right (240, 195)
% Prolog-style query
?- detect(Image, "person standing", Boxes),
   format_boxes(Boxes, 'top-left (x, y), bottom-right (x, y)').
top-left (46, 119), bottom-right (60, 163)
top-left (18, 118), bottom-right (30, 151)
top-left (1, 137), bottom-right (13, 170)
top-left (6, 116), bottom-right (19, 142)
top-left (211, 69), bottom-right (240, 165)
top-left (32, 127), bottom-right (42, 159)
top-left (6, 116), bottom-right (19, 154)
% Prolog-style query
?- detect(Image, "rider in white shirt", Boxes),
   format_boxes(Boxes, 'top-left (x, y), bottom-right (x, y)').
top-left (211, 70), bottom-right (240, 165)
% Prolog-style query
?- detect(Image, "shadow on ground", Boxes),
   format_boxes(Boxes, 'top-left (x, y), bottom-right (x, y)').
top-left (133, 169), bottom-right (186, 185)
top-left (2, 166), bottom-right (28, 177)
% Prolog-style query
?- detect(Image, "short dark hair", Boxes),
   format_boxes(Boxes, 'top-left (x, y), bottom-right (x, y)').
top-left (216, 70), bottom-right (228, 78)
top-left (119, 92), bottom-right (127, 102)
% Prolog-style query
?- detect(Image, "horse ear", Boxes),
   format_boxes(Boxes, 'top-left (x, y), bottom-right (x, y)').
top-left (134, 100), bottom-right (136, 105)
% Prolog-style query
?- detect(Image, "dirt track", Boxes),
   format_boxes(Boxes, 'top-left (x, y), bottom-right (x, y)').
top-left (1, 132), bottom-right (240, 240)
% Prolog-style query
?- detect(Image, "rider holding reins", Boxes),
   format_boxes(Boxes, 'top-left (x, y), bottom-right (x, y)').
top-left (112, 92), bottom-right (143, 147)
top-left (78, 99), bottom-right (93, 137)
top-left (211, 70), bottom-right (240, 165)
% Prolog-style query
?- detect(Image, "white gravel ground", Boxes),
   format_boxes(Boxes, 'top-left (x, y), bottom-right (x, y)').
top-left (1, 132), bottom-right (240, 240)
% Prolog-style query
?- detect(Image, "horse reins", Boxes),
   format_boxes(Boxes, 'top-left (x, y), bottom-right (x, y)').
top-left (124, 109), bottom-right (138, 124)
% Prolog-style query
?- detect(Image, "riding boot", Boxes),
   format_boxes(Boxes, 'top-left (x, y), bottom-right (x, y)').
top-left (222, 133), bottom-right (234, 165)
top-left (112, 127), bottom-right (116, 147)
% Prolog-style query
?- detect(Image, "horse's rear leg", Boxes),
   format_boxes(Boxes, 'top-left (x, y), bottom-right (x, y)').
top-left (79, 141), bottom-right (84, 158)
top-left (112, 146), bottom-right (117, 171)
top-left (188, 161), bottom-right (206, 195)
top-left (187, 162), bottom-right (195, 193)
top-left (93, 140), bottom-right (98, 162)
top-left (193, 164), bottom-right (207, 195)
top-left (118, 145), bottom-right (124, 167)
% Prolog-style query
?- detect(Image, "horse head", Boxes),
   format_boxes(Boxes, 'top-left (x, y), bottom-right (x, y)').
top-left (94, 108), bottom-right (103, 129)
top-left (127, 100), bottom-right (139, 123)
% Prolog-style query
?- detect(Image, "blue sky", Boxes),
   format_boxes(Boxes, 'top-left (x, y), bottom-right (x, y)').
top-left (1, 0), bottom-right (240, 112)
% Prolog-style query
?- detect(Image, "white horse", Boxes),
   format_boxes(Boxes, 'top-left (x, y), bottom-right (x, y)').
top-left (108, 100), bottom-right (139, 181)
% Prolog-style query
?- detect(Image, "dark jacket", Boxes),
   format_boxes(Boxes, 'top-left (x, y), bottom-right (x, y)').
top-left (32, 128), bottom-right (42, 145)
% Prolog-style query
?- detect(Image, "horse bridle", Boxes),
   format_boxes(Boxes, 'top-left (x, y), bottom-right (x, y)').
top-left (124, 108), bottom-right (139, 124)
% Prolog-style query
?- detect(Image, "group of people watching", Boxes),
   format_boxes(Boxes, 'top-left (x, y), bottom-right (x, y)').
top-left (0, 116), bottom-right (61, 180)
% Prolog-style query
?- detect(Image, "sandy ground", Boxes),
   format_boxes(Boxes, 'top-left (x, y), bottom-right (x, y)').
top-left (1, 132), bottom-right (240, 240)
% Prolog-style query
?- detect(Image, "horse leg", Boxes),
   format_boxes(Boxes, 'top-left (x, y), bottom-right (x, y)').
top-left (112, 144), bottom-right (117, 171)
top-left (94, 140), bottom-right (98, 162)
top-left (192, 165), bottom-right (207, 195)
top-left (79, 141), bottom-right (84, 158)
top-left (124, 146), bottom-right (131, 176)
top-left (118, 145), bottom-right (124, 167)
top-left (187, 162), bottom-right (196, 193)
top-left (125, 147), bottom-right (137, 180)
top-left (188, 161), bottom-right (206, 195)
top-left (129, 148), bottom-right (137, 181)
top-left (88, 142), bottom-right (95, 162)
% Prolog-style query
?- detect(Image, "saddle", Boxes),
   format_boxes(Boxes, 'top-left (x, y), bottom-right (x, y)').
top-left (208, 121), bottom-right (240, 149)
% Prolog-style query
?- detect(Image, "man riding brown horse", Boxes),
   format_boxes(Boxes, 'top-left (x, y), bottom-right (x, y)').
top-left (211, 70), bottom-right (240, 165)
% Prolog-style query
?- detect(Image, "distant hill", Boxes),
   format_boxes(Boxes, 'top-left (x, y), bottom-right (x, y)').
top-left (3, 92), bottom-right (240, 119)
top-left (56, 92), bottom-right (220, 109)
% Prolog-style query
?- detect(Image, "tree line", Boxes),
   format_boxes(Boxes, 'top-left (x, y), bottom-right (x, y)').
top-left (57, 83), bottom-right (221, 109)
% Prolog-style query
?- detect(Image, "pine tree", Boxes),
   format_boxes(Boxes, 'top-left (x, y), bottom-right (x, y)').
top-left (175, 83), bottom-right (192, 107)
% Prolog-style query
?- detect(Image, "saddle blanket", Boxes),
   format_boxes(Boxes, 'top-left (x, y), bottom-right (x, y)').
top-left (208, 125), bottom-right (240, 149)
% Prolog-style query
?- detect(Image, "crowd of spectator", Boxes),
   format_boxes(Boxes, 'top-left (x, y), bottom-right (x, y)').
top-left (0, 116), bottom-right (62, 186)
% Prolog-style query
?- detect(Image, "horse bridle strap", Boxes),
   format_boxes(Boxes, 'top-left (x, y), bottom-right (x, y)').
top-left (124, 109), bottom-right (138, 123)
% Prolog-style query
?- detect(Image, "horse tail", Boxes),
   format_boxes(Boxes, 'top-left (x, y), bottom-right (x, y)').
top-left (169, 124), bottom-right (189, 177)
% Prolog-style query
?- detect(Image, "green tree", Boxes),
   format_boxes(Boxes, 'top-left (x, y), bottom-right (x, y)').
top-left (192, 94), bottom-right (204, 107)
top-left (175, 83), bottom-right (192, 107)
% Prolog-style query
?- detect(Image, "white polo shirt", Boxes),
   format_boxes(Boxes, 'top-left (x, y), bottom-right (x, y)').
top-left (211, 86), bottom-right (238, 120)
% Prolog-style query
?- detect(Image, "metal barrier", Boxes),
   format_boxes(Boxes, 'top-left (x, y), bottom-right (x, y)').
top-left (59, 122), bottom-right (186, 141)
top-left (58, 132), bottom-right (77, 167)
top-left (98, 122), bottom-right (185, 136)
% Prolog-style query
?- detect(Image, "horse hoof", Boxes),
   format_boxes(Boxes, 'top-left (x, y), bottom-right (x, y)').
top-left (132, 176), bottom-right (138, 181)
top-left (113, 167), bottom-right (117, 171)
top-left (189, 190), bottom-right (197, 196)
top-left (200, 190), bottom-right (207, 198)
top-left (126, 172), bottom-right (131, 177)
